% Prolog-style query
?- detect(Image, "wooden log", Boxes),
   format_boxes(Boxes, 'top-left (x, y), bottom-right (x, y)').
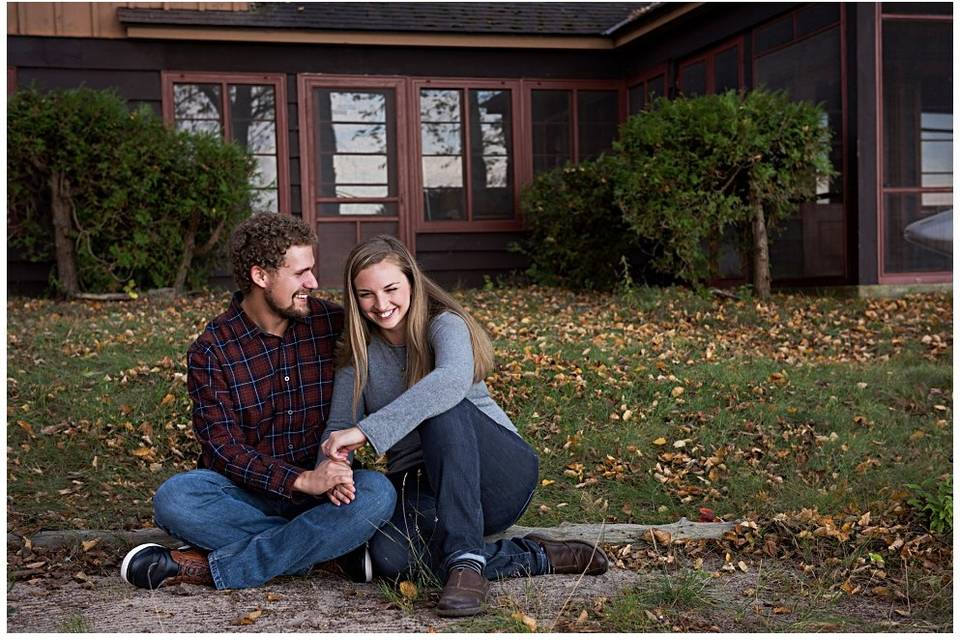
top-left (8, 518), bottom-right (735, 552)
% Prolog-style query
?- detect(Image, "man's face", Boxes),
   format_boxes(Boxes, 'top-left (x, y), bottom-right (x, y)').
top-left (261, 244), bottom-right (318, 321)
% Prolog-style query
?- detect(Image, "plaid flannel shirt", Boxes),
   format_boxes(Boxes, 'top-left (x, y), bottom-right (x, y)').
top-left (187, 292), bottom-right (344, 499)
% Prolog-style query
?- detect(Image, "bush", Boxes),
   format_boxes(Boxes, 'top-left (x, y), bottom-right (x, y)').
top-left (8, 87), bottom-right (254, 294)
top-left (518, 157), bottom-right (642, 290)
top-left (614, 90), bottom-right (833, 296)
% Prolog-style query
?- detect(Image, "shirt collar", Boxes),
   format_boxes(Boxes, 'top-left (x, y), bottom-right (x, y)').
top-left (229, 291), bottom-right (310, 340)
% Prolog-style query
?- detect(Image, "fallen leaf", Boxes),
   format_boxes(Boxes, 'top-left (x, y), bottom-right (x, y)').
top-left (652, 437), bottom-right (668, 446)
top-left (672, 440), bottom-right (686, 448)
top-left (737, 560), bottom-right (748, 573)
top-left (81, 539), bottom-right (99, 552)
top-left (671, 386), bottom-right (685, 398)
top-left (511, 611), bottom-right (537, 632)
top-left (236, 609), bottom-right (263, 625)
top-left (772, 606), bottom-right (792, 614)
top-left (576, 609), bottom-right (589, 624)
top-left (541, 479), bottom-right (555, 487)
top-left (399, 580), bottom-right (418, 600)
top-left (266, 592), bottom-right (283, 602)
top-left (160, 393), bottom-right (176, 406)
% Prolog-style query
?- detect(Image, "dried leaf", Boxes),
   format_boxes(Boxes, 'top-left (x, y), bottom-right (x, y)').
top-left (81, 539), bottom-right (99, 552)
top-left (399, 580), bottom-right (418, 600)
top-left (540, 479), bottom-right (555, 487)
top-left (652, 437), bottom-right (668, 446)
top-left (511, 611), bottom-right (537, 632)
top-left (160, 393), bottom-right (176, 406)
top-left (576, 610), bottom-right (589, 624)
top-left (671, 386), bottom-right (685, 398)
top-left (236, 609), bottom-right (263, 625)
top-left (266, 592), bottom-right (283, 602)
top-left (737, 560), bottom-right (748, 573)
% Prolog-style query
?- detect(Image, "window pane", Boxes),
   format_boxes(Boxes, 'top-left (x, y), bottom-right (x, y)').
top-left (756, 15), bottom-right (794, 55)
top-left (577, 90), bottom-right (619, 160)
top-left (679, 61), bottom-right (707, 96)
top-left (421, 89), bottom-right (461, 122)
top-left (714, 46), bottom-right (740, 93)
top-left (174, 84), bottom-right (221, 120)
top-left (532, 90), bottom-right (572, 175)
top-left (647, 74), bottom-right (666, 102)
top-left (234, 119), bottom-right (277, 154)
top-left (628, 85), bottom-right (644, 115)
top-left (884, 194), bottom-right (952, 272)
top-left (251, 188), bottom-right (279, 213)
top-left (423, 158), bottom-right (465, 221)
top-left (882, 21), bottom-right (952, 188)
top-left (319, 202), bottom-right (397, 216)
top-left (229, 85), bottom-right (276, 121)
top-left (421, 89), bottom-right (465, 221)
top-left (470, 89), bottom-right (514, 220)
top-left (251, 156), bottom-right (277, 189)
top-left (421, 123), bottom-right (463, 155)
top-left (315, 89), bottom-right (396, 201)
top-left (796, 4), bottom-right (840, 36)
top-left (175, 120), bottom-right (221, 136)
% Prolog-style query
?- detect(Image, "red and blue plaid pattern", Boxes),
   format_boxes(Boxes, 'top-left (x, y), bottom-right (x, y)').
top-left (187, 292), bottom-right (344, 499)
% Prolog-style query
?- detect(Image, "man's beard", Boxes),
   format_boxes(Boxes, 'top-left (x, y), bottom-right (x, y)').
top-left (264, 287), bottom-right (310, 321)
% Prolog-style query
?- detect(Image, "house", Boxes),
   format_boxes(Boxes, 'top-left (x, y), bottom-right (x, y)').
top-left (7, 2), bottom-right (953, 290)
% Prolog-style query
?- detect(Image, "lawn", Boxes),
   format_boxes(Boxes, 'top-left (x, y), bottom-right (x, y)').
top-left (6, 285), bottom-right (952, 630)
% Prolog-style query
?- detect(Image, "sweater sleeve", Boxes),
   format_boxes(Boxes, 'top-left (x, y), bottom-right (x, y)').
top-left (358, 312), bottom-right (476, 456)
top-left (317, 364), bottom-right (365, 464)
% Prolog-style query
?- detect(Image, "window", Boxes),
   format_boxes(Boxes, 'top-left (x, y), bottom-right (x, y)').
top-left (754, 8), bottom-right (845, 281)
top-left (880, 14), bottom-right (952, 278)
top-left (527, 81), bottom-right (623, 177)
top-left (414, 80), bottom-right (521, 228)
top-left (677, 39), bottom-right (744, 96)
top-left (628, 66), bottom-right (667, 115)
top-left (162, 73), bottom-right (288, 214)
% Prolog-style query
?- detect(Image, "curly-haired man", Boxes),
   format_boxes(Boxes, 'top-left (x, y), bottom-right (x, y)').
top-left (120, 213), bottom-right (396, 590)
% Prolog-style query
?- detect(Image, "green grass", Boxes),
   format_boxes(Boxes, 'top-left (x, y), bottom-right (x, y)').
top-left (6, 287), bottom-right (952, 537)
top-left (56, 614), bottom-right (92, 633)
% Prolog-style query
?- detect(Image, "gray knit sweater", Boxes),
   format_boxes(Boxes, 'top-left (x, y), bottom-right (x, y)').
top-left (321, 312), bottom-right (517, 474)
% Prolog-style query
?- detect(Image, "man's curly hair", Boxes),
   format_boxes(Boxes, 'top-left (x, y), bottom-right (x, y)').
top-left (231, 213), bottom-right (317, 292)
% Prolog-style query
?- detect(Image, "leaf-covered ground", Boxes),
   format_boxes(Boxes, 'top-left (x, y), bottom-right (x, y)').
top-left (6, 286), bottom-right (952, 631)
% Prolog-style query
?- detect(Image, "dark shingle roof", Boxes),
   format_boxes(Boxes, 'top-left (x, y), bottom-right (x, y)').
top-left (118, 2), bottom-right (658, 37)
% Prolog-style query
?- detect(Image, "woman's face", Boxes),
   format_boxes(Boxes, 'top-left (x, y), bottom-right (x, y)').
top-left (353, 259), bottom-right (411, 344)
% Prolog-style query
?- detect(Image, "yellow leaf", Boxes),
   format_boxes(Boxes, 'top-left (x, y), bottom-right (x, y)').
top-left (652, 437), bottom-right (668, 446)
top-left (81, 539), bottom-right (99, 552)
top-left (671, 386), bottom-right (685, 398)
top-left (541, 479), bottom-right (555, 487)
top-left (160, 393), bottom-right (176, 406)
top-left (131, 447), bottom-right (153, 459)
top-left (236, 609), bottom-right (263, 625)
top-left (773, 606), bottom-right (792, 614)
top-left (511, 611), bottom-right (537, 632)
top-left (399, 580), bottom-right (418, 600)
top-left (621, 409), bottom-right (633, 421)
top-left (871, 586), bottom-right (892, 598)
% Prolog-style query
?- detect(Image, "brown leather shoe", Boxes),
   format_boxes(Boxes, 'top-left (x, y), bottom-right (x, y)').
top-left (167, 548), bottom-right (214, 586)
top-left (436, 567), bottom-right (489, 617)
top-left (525, 533), bottom-right (609, 576)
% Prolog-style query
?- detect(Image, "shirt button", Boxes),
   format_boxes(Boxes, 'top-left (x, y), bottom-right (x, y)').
top-left (284, 376), bottom-right (290, 382)
top-left (287, 410), bottom-right (293, 416)
top-left (288, 444), bottom-right (294, 450)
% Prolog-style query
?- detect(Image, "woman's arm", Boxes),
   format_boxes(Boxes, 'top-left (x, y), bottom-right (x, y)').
top-left (353, 312), bottom-right (476, 457)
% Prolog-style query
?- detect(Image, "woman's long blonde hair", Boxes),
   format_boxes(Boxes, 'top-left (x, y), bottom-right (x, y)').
top-left (339, 235), bottom-right (495, 417)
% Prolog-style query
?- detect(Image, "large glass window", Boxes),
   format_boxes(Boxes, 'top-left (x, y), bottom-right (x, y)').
top-left (678, 40), bottom-right (743, 97)
top-left (628, 71), bottom-right (666, 115)
top-left (314, 88), bottom-right (398, 217)
top-left (881, 18), bottom-right (952, 275)
top-left (755, 23), bottom-right (845, 280)
top-left (166, 75), bottom-right (286, 213)
top-left (530, 86), bottom-right (620, 176)
top-left (419, 86), bottom-right (516, 222)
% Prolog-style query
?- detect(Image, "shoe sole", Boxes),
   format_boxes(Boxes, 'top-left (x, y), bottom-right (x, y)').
top-left (361, 548), bottom-right (373, 583)
top-left (120, 542), bottom-right (164, 587)
top-left (436, 605), bottom-right (483, 618)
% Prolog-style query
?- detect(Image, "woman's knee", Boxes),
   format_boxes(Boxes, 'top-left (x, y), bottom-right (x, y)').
top-left (419, 400), bottom-right (475, 442)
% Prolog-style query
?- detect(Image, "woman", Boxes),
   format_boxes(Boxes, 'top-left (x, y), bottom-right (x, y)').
top-left (321, 235), bottom-right (607, 617)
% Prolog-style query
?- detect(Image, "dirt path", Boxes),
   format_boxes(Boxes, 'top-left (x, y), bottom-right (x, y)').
top-left (7, 559), bottom-right (944, 633)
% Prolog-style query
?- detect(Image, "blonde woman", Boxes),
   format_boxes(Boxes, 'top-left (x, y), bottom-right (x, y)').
top-left (320, 235), bottom-right (607, 617)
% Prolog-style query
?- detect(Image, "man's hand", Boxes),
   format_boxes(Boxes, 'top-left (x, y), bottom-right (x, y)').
top-left (322, 427), bottom-right (368, 462)
top-left (293, 459), bottom-right (354, 497)
top-left (326, 482), bottom-right (356, 506)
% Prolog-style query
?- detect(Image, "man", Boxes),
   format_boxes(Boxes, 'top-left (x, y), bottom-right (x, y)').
top-left (120, 213), bottom-right (396, 590)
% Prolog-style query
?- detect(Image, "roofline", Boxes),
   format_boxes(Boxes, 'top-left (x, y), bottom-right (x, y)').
top-left (123, 25), bottom-right (617, 49)
top-left (611, 2), bottom-right (704, 47)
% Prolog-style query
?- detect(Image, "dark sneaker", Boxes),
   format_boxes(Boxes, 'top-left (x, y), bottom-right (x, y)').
top-left (524, 533), bottom-right (609, 576)
top-left (317, 544), bottom-right (373, 583)
top-left (121, 543), bottom-right (213, 589)
top-left (436, 566), bottom-right (489, 618)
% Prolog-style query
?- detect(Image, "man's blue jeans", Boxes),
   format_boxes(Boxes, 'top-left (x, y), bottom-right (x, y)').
top-left (369, 399), bottom-right (548, 581)
top-left (152, 468), bottom-right (396, 589)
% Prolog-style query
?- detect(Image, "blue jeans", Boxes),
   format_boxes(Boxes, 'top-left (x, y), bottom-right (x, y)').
top-left (369, 399), bottom-right (547, 581)
top-left (152, 468), bottom-right (396, 589)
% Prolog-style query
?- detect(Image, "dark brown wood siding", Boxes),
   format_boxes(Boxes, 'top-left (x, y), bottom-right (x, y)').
top-left (416, 232), bottom-right (528, 289)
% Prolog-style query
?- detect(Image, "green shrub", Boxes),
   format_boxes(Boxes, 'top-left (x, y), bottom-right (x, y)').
top-left (8, 87), bottom-right (254, 294)
top-left (614, 90), bottom-right (833, 296)
top-left (518, 157), bottom-right (642, 290)
top-left (907, 478), bottom-right (952, 535)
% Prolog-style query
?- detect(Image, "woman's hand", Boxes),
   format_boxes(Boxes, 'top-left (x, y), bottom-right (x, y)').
top-left (322, 427), bottom-right (368, 462)
top-left (326, 482), bottom-right (356, 506)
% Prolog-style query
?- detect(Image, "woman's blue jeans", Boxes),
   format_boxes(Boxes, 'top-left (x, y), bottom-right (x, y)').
top-left (152, 468), bottom-right (396, 589)
top-left (369, 399), bottom-right (547, 581)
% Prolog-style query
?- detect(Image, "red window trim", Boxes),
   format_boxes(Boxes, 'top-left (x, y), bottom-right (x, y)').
top-left (161, 71), bottom-right (291, 215)
top-left (626, 63), bottom-right (668, 112)
top-left (411, 77), bottom-right (525, 234)
top-left (297, 74), bottom-right (413, 247)
top-left (676, 36), bottom-right (745, 96)
top-left (875, 9), bottom-right (953, 283)
top-left (522, 78), bottom-right (627, 179)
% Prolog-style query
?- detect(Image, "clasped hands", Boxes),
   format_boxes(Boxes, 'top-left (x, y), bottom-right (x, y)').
top-left (293, 427), bottom-right (369, 506)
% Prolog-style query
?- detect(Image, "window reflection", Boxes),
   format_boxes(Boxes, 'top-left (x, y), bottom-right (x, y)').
top-left (421, 89), bottom-right (466, 220)
top-left (470, 89), bottom-right (513, 219)
top-left (315, 89), bottom-right (396, 214)
top-left (532, 90), bottom-right (571, 175)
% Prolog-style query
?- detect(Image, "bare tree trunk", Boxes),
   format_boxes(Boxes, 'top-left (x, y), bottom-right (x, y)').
top-left (751, 195), bottom-right (771, 299)
top-left (48, 171), bottom-right (80, 296)
top-left (173, 215), bottom-right (227, 293)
